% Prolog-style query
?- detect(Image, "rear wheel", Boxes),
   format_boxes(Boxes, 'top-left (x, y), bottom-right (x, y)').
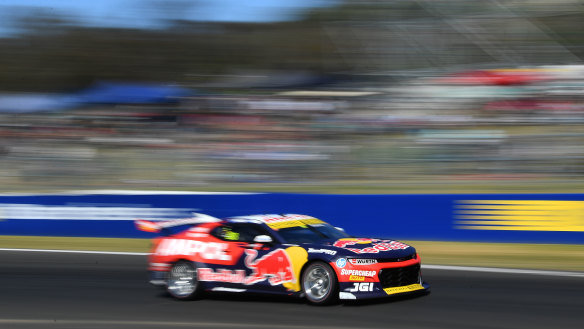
top-left (302, 261), bottom-right (338, 305)
top-left (167, 261), bottom-right (201, 300)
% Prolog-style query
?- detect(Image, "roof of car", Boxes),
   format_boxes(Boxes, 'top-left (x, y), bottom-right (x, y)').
top-left (226, 214), bottom-right (318, 224)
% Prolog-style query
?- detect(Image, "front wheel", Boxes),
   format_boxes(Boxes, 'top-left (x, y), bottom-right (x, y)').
top-left (167, 261), bottom-right (201, 300)
top-left (302, 261), bottom-right (338, 305)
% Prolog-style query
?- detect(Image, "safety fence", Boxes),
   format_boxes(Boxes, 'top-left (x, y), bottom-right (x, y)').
top-left (0, 192), bottom-right (583, 243)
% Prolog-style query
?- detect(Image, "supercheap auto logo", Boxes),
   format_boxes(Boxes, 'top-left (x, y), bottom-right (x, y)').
top-left (340, 269), bottom-right (376, 277)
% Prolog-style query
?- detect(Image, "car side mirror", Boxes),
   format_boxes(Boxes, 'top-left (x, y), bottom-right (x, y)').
top-left (253, 235), bottom-right (273, 244)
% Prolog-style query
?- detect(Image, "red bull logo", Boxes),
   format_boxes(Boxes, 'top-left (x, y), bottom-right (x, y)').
top-left (243, 249), bottom-right (295, 285)
top-left (346, 241), bottom-right (410, 254)
top-left (333, 238), bottom-right (375, 248)
top-left (333, 238), bottom-right (410, 254)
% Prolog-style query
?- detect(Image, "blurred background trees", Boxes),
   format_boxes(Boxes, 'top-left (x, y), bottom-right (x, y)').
top-left (2, 0), bottom-right (584, 92)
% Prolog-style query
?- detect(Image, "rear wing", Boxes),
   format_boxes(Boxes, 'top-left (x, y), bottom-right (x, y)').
top-left (135, 212), bottom-right (222, 233)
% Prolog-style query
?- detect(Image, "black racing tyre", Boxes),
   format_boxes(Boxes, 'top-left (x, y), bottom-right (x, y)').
top-left (166, 260), bottom-right (202, 300)
top-left (302, 261), bottom-right (339, 305)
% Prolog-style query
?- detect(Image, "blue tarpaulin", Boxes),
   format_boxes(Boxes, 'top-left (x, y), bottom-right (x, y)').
top-left (75, 82), bottom-right (193, 104)
top-left (0, 94), bottom-right (77, 113)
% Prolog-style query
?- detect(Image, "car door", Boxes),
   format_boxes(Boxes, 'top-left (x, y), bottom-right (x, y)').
top-left (209, 223), bottom-right (294, 292)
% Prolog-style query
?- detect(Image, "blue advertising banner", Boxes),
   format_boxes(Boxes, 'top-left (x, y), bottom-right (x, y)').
top-left (0, 192), bottom-right (583, 243)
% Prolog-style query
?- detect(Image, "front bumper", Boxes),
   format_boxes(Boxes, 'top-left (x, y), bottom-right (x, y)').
top-left (333, 256), bottom-right (429, 300)
top-left (339, 281), bottom-right (430, 300)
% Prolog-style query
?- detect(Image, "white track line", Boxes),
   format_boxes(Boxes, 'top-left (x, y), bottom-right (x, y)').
top-left (1, 248), bottom-right (583, 278)
top-left (0, 248), bottom-right (147, 256)
top-left (0, 319), bottom-right (348, 329)
top-left (0, 190), bottom-right (257, 196)
top-left (423, 264), bottom-right (584, 278)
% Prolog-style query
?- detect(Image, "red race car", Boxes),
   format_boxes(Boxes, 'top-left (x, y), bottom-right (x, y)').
top-left (136, 213), bottom-right (429, 305)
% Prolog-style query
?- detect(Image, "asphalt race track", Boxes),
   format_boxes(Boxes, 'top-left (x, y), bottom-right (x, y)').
top-left (1, 251), bottom-right (583, 329)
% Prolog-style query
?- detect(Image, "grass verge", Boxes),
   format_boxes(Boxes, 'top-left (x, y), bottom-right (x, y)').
top-left (1, 236), bottom-right (583, 272)
top-left (0, 236), bottom-right (150, 253)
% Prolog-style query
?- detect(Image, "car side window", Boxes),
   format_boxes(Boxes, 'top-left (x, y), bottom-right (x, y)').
top-left (211, 223), bottom-right (270, 243)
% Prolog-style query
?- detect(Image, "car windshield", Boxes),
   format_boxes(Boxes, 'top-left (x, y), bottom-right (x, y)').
top-left (277, 223), bottom-right (350, 244)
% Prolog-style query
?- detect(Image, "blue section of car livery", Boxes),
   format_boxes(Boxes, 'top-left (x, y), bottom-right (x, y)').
top-left (144, 214), bottom-right (428, 303)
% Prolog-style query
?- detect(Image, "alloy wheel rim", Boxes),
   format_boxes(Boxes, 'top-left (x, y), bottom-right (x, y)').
top-left (168, 263), bottom-right (197, 297)
top-left (304, 265), bottom-right (331, 301)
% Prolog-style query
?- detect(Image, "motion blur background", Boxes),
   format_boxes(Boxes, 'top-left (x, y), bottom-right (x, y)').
top-left (1, 0), bottom-right (584, 194)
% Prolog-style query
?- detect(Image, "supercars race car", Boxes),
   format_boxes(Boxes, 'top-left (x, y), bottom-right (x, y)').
top-left (136, 213), bottom-right (429, 305)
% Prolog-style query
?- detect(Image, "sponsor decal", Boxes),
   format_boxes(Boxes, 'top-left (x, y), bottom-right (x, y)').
top-left (345, 241), bottom-right (411, 254)
top-left (243, 249), bottom-right (296, 285)
top-left (340, 269), bottom-right (376, 277)
top-left (383, 283), bottom-right (424, 295)
top-left (199, 268), bottom-right (246, 284)
top-left (155, 239), bottom-right (231, 261)
top-left (258, 214), bottom-right (317, 224)
top-left (268, 218), bottom-right (324, 230)
top-left (335, 258), bottom-right (347, 268)
top-left (349, 275), bottom-right (365, 281)
top-left (198, 248), bottom-right (302, 287)
top-left (455, 200), bottom-right (584, 232)
top-left (242, 214), bottom-right (323, 230)
top-left (347, 282), bottom-right (374, 292)
top-left (333, 239), bottom-right (411, 254)
top-left (333, 238), bottom-right (374, 248)
top-left (349, 258), bottom-right (377, 265)
top-left (308, 248), bottom-right (337, 256)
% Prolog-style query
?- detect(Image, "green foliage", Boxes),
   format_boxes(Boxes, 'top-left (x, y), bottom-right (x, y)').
top-left (2, 1), bottom-right (584, 91)
top-left (0, 13), bottom-right (345, 91)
